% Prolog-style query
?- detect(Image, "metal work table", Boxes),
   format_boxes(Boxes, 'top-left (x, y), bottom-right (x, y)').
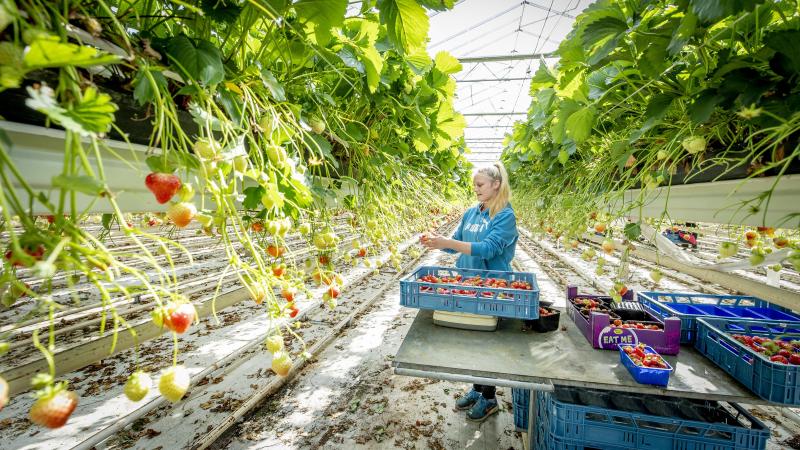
top-left (394, 309), bottom-right (767, 405)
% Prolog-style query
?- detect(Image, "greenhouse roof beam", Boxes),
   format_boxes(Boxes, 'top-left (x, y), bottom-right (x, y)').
top-left (458, 51), bottom-right (556, 63)
top-left (457, 76), bottom-right (531, 83)
top-left (462, 112), bottom-right (527, 116)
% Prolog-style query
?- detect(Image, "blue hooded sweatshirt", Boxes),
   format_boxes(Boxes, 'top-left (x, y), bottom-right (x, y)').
top-left (443, 203), bottom-right (518, 271)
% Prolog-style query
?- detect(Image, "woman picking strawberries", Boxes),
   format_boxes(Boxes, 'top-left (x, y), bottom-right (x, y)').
top-left (421, 161), bottom-right (518, 422)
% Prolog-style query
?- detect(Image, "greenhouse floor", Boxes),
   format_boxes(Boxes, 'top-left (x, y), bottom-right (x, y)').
top-left (3, 224), bottom-right (800, 450)
top-left (209, 251), bottom-right (525, 450)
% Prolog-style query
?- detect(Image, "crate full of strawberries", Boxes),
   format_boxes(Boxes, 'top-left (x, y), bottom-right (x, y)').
top-left (400, 266), bottom-right (539, 320)
top-left (619, 343), bottom-right (673, 386)
top-left (695, 317), bottom-right (800, 405)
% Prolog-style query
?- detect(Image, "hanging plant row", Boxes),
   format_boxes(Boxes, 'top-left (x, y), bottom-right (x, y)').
top-left (501, 0), bottom-right (800, 282)
top-left (0, 0), bottom-right (472, 426)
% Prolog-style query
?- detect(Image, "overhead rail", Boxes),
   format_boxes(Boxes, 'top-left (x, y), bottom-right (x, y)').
top-left (462, 112), bottom-right (527, 116)
top-left (457, 52), bottom-right (556, 63)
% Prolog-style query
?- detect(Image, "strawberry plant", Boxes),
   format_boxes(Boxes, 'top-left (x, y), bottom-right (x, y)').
top-left (0, 0), bottom-right (471, 421)
top-left (503, 0), bottom-right (800, 267)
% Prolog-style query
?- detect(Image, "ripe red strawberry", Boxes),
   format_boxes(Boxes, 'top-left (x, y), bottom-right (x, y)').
top-left (251, 222), bottom-right (264, 233)
top-left (357, 248), bottom-right (366, 257)
top-left (319, 255), bottom-right (330, 265)
top-left (167, 303), bottom-right (195, 334)
top-left (0, 376), bottom-right (8, 411)
top-left (789, 354), bottom-right (800, 365)
top-left (145, 173), bottom-right (181, 204)
top-left (770, 355), bottom-right (789, 364)
top-left (159, 366), bottom-right (190, 403)
top-left (267, 245), bottom-right (285, 258)
top-left (29, 388), bottom-right (78, 428)
top-left (5, 244), bottom-right (46, 267)
top-left (327, 284), bottom-right (340, 299)
top-left (124, 371), bottom-right (152, 402)
top-left (272, 264), bottom-right (286, 278)
top-left (281, 286), bottom-right (296, 302)
top-left (288, 304), bottom-right (299, 318)
top-left (778, 349), bottom-right (792, 358)
top-left (167, 202), bottom-right (196, 228)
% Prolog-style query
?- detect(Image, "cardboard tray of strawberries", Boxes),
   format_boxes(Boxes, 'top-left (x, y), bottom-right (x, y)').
top-left (695, 317), bottom-right (800, 405)
top-left (619, 344), bottom-right (673, 386)
top-left (566, 286), bottom-right (682, 355)
top-left (399, 266), bottom-right (539, 320)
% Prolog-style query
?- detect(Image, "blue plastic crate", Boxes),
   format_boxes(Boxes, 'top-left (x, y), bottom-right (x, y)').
top-left (399, 266), bottom-right (540, 320)
top-left (695, 317), bottom-right (800, 405)
top-left (619, 344), bottom-right (673, 387)
top-left (638, 291), bottom-right (800, 344)
top-left (512, 388), bottom-right (530, 430)
top-left (533, 388), bottom-right (769, 450)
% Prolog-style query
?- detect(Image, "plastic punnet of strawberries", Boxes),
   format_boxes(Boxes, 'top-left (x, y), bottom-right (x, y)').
top-left (622, 344), bottom-right (669, 369)
top-left (731, 334), bottom-right (800, 365)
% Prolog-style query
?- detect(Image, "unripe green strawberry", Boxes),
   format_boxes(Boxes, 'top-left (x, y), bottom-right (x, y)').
top-left (124, 371), bottom-right (152, 402)
top-left (650, 269), bottom-right (663, 283)
top-left (159, 366), bottom-right (190, 403)
top-left (656, 149), bottom-right (668, 160)
top-left (266, 145), bottom-right (287, 167)
top-left (271, 351), bottom-right (292, 376)
top-left (233, 155), bottom-right (248, 172)
top-left (266, 335), bottom-right (284, 354)
top-left (750, 247), bottom-right (765, 266)
top-left (309, 116), bottom-right (325, 134)
top-left (193, 139), bottom-right (218, 159)
top-left (788, 251), bottom-right (800, 272)
top-left (177, 183), bottom-right (195, 202)
top-left (719, 241), bottom-right (738, 258)
top-left (682, 136), bottom-right (706, 154)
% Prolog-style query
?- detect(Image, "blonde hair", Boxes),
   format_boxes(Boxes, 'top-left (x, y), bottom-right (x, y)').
top-left (475, 162), bottom-right (511, 218)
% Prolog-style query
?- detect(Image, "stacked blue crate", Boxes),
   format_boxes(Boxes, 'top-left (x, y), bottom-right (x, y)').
top-left (532, 387), bottom-right (769, 450)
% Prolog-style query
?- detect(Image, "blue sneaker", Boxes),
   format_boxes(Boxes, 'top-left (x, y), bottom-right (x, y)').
top-left (466, 396), bottom-right (499, 422)
top-left (455, 389), bottom-right (482, 410)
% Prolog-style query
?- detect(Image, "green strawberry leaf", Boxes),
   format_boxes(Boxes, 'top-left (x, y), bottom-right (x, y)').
top-left (624, 222), bottom-right (641, 240)
top-left (243, 186), bottom-right (265, 210)
top-left (377, 0), bottom-right (428, 54)
top-left (294, 0), bottom-right (348, 47)
top-left (25, 86), bottom-right (117, 136)
top-left (133, 68), bottom-right (168, 107)
top-left (164, 35), bottom-right (224, 86)
top-left (101, 213), bottom-right (114, 230)
top-left (23, 37), bottom-right (121, 69)
top-left (52, 174), bottom-right (106, 196)
top-left (565, 106), bottom-right (595, 144)
top-left (434, 51), bottom-right (461, 75)
top-left (260, 69), bottom-right (287, 102)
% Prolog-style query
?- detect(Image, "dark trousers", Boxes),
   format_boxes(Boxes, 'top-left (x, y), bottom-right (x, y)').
top-left (473, 384), bottom-right (496, 399)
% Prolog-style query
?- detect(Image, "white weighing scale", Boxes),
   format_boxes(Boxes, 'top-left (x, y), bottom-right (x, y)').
top-left (433, 310), bottom-right (498, 331)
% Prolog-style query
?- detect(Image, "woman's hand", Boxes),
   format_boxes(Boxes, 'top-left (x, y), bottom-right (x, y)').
top-left (420, 233), bottom-right (450, 250)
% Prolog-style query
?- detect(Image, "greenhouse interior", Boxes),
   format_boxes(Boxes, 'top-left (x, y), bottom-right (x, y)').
top-left (1, 0), bottom-right (800, 449)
